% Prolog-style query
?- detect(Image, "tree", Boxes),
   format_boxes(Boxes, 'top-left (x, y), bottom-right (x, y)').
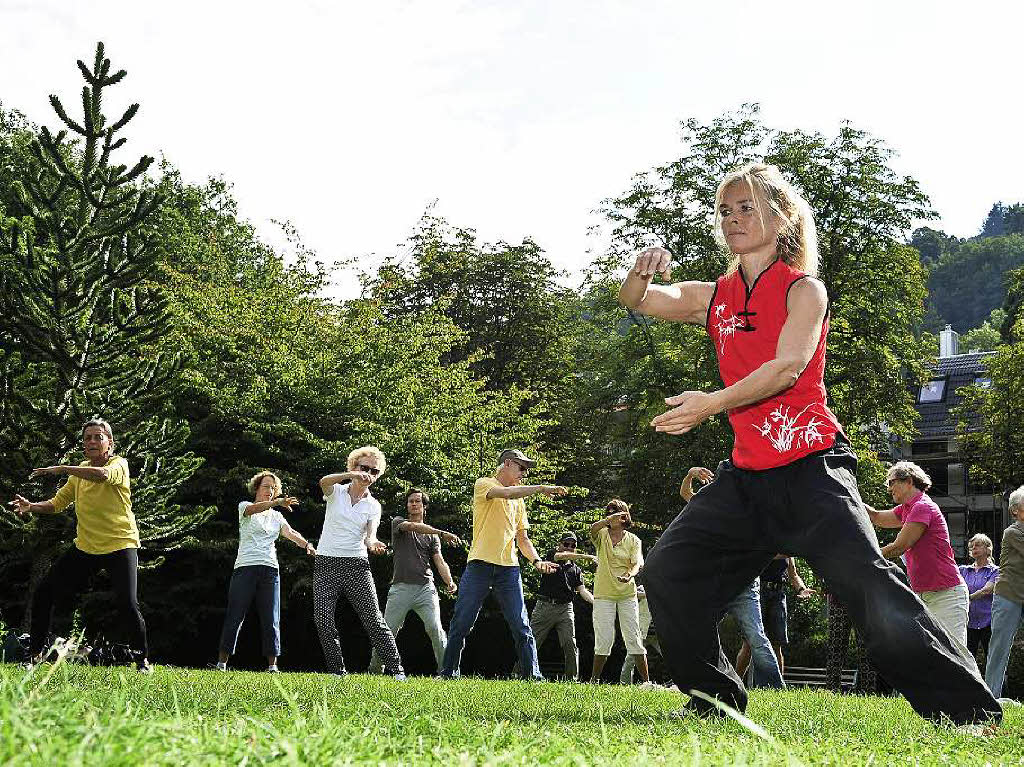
top-left (910, 226), bottom-right (959, 267)
top-left (1004, 204), bottom-right (1024, 236)
top-left (0, 44), bottom-right (213, 628)
top-left (980, 202), bottom-right (1007, 238)
top-left (958, 309), bottom-right (1006, 353)
top-left (927, 235), bottom-right (1024, 331)
top-left (365, 214), bottom-right (581, 405)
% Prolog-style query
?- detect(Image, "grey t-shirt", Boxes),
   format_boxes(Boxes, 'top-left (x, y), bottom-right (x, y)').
top-left (391, 516), bottom-right (441, 585)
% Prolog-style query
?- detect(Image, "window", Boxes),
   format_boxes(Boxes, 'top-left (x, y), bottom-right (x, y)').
top-left (918, 378), bottom-right (947, 403)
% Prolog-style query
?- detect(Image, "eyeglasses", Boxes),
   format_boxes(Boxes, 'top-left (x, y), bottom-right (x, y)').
top-left (514, 462), bottom-right (530, 476)
top-left (358, 464), bottom-right (381, 477)
top-left (561, 541), bottom-right (576, 549)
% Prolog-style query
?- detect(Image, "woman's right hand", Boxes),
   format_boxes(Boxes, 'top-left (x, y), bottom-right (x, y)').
top-left (8, 495), bottom-right (32, 517)
top-left (276, 496), bottom-right (299, 510)
top-left (606, 511), bottom-right (630, 525)
top-left (632, 247), bottom-right (673, 281)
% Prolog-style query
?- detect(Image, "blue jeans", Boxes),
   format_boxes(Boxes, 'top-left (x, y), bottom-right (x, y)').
top-left (727, 578), bottom-right (784, 688)
top-left (440, 561), bottom-right (540, 679)
top-left (219, 565), bottom-right (281, 657)
top-left (984, 594), bottom-right (1023, 698)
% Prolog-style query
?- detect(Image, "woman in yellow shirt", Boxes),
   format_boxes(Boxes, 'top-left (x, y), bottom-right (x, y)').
top-left (9, 418), bottom-right (151, 672)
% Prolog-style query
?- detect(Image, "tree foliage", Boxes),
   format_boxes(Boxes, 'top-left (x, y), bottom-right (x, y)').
top-left (927, 235), bottom-right (1024, 331)
top-left (0, 45), bottom-right (213, 614)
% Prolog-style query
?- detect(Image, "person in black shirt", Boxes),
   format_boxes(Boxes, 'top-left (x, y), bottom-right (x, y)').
top-left (530, 532), bottom-right (595, 680)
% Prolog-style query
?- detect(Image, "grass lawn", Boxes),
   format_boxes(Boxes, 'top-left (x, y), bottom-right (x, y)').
top-left (0, 663), bottom-right (1021, 765)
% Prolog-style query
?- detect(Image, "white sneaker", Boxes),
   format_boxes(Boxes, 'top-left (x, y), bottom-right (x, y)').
top-left (137, 660), bottom-right (153, 675)
top-left (953, 723), bottom-right (998, 737)
top-left (266, 666), bottom-right (280, 673)
top-left (393, 673), bottom-right (407, 681)
top-left (638, 681), bottom-right (662, 691)
top-left (997, 697), bottom-right (1021, 707)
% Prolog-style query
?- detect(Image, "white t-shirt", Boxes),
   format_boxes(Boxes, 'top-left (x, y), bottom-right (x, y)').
top-left (234, 501), bottom-right (288, 569)
top-left (317, 483), bottom-right (380, 558)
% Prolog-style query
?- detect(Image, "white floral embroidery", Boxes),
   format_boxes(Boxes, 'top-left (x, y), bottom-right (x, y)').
top-left (751, 404), bottom-right (830, 454)
top-left (713, 303), bottom-right (745, 354)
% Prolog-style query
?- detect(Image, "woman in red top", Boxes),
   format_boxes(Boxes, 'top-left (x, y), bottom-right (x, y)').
top-left (620, 163), bottom-right (998, 725)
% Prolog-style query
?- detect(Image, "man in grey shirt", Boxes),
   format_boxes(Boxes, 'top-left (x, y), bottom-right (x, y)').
top-left (370, 488), bottom-right (461, 673)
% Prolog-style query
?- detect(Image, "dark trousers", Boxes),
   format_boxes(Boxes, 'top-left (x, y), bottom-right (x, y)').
top-left (966, 625), bottom-right (991, 660)
top-left (642, 439), bottom-right (1000, 724)
top-left (30, 546), bottom-right (148, 659)
top-left (218, 565), bottom-right (281, 657)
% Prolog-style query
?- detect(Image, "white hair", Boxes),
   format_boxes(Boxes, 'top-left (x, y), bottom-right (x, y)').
top-left (1009, 486), bottom-right (1024, 512)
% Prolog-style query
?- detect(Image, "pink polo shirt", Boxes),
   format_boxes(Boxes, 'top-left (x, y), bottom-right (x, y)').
top-left (892, 491), bottom-right (963, 593)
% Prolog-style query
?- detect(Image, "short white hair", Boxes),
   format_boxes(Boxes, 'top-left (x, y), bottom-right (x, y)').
top-left (886, 461), bottom-right (932, 492)
top-left (968, 533), bottom-right (993, 550)
top-left (1009, 486), bottom-right (1024, 512)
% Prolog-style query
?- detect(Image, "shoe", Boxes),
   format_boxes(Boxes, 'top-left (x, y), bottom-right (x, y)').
top-left (267, 666), bottom-right (280, 673)
top-left (392, 673), bottom-right (407, 681)
top-left (137, 660), bottom-right (153, 674)
top-left (997, 697), bottom-right (1022, 707)
top-left (669, 702), bottom-right (726, 721)
top-left (206, 662), bottom-right (228, 671)
top-left (954, 723), bottom-right (999, 737)
top-left (638, 680), bottom-right (662, 691)
top-left (331, 669), bottom-right (348, 677)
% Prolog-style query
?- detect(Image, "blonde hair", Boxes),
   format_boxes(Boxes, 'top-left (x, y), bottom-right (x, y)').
top-left (248, 471), bottom-right (282, 497)
top-left (968, 533), bottom-right (993, 550)
top-left (714, 163), bottom-right (820, 277)
top-left (886, 461), bottom-right (932, 492)
top-left (346, 445), bottom-right (387, 475)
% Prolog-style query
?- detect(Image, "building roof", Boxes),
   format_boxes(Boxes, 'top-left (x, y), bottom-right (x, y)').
top-left (915, 351), bottom-right (995, 439)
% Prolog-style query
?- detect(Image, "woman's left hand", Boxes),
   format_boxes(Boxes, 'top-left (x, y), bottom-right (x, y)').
top-left (652, 391), bottom-right (719, 435)
top-left (305, 542), bottom-right (316, 556)
top-left (616, 574), bottom-right (634, 583)
top-left (796, 587), bottom-right (816, 599)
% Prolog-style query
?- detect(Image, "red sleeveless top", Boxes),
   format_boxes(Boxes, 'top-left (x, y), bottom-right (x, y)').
top-left (706, 259), bottom-right (843, 470)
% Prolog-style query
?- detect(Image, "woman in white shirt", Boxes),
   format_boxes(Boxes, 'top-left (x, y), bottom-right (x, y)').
top-left (313, 446), bottom-right (405, 678)
top-left (216, 471), bottom-right (315, 672)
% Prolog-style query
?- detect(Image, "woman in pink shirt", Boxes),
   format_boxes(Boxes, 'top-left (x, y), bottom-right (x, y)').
top-left (864, 461), bottom-right (970, 649)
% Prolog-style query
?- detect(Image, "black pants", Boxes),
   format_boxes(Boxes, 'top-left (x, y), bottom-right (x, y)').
top-left (966, 625), bottom-right (991, 661)
top-left (642, 439), bottom-right (1000, 724)
top-left (30, 546), bottom-right (148, 659)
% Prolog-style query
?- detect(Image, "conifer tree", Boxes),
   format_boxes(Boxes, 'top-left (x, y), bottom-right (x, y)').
top-left (0, 44), bottom-right (213, 622)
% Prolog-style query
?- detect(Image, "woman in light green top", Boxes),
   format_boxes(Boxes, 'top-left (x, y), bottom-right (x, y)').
top-left (589, 499), bottom-right (650, 684)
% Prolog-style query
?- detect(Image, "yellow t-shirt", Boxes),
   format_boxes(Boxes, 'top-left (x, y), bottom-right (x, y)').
top-left (467, 477), bottom-right (529, 566)
top-left (49, 456), bottom-right (140, 555)
top-left (591, 526), bottom-right (642, 601)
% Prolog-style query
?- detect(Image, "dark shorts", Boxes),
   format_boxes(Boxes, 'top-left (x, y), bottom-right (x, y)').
top-left (759, 584), bottom-right (788, 646)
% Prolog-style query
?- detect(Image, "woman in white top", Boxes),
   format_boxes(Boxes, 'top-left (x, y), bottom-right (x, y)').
top-left (216, 471), bottom-right (315, 672)
top-left (313, 446), bottom-right (405, 678)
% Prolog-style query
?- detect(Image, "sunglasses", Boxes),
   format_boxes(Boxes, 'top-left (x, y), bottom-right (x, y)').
top-left (358, 464), bottom-right (381, 477)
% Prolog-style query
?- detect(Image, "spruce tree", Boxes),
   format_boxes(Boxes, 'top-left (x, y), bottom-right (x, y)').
top-left (0, 43), bottom-right (213, 626)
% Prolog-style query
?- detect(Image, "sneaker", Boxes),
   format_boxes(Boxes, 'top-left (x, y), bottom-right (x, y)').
top-left (137, 660), bottom-right (153, 675)
top-left (206, 662), bottom-right (228, 671)
top-left (954, 723), bottom-right (999, 737)
top-left (331, 669), bottom-right (348, 677)
top-left (997, 697), bottom-right (1022, 707)
top-left (267, 666), bottom-right (280, 673)
top-left (638, 680), bottom-right (662, 691)
top-left (392, 673), bottom-right (407, 681)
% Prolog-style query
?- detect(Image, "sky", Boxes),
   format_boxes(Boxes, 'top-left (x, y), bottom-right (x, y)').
top-left (3, 0), bottom-right (1022, 297)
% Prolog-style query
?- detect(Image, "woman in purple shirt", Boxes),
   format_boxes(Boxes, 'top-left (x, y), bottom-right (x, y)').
top-left (864, 462), bottom-right (970, 650)
top-left (959, 533), bottom-right (999, 663)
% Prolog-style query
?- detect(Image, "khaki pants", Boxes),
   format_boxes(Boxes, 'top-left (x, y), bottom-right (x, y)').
top-left (593, 596), bottom-right (645, 655)
top-left (920, 583), bottom-right (972, 657)
top-left (529, 599), bottom-right (578, 679)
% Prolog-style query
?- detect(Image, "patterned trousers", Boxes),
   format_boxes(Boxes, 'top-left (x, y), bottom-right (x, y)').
top-left (826, 592), bottom-right (876, 694)
top-left (313, 555), bottom-right (403, 675)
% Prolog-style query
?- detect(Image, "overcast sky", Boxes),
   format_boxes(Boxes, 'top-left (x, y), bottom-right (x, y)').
top-left (3, 0), bottom-right (1022, 296)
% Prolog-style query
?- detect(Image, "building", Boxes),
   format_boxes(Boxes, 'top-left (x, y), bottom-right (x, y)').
top-left (892, 326), bottom-right (1009, 560)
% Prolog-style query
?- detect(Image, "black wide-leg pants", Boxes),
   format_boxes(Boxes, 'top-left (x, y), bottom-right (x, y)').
top-left (642, 438), bottom-right (1000, 725)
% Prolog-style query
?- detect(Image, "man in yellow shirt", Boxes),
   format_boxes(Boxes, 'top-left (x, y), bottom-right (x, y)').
top-left (9, 418), bottom-right (151, 672)
top-left (440, 449), bottom-right (567, 679)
